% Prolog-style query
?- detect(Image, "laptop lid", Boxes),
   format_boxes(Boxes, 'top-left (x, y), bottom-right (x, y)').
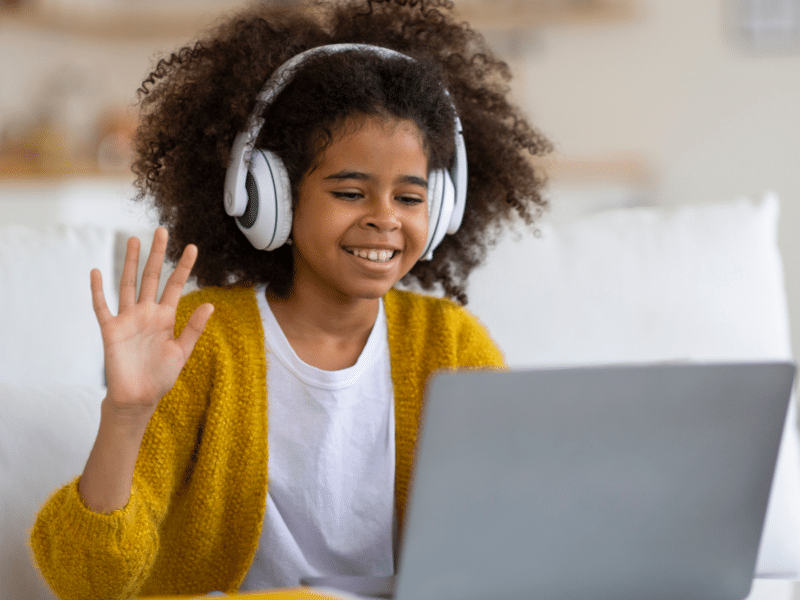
top-left (394, 362), bottom-right (796, 600)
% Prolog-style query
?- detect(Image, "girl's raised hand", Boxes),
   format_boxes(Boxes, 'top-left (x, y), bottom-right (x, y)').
top-left (90, 227), bottom-right (214, 425)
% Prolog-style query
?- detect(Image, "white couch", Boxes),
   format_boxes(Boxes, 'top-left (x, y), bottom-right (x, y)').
top-left (0, 183), bottom-right (797, 600)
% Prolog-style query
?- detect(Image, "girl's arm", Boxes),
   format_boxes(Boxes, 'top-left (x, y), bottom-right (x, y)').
top-left (78, 228), bottom-right (213, 513)
top-left (30, 229), bottom-right (216, 600)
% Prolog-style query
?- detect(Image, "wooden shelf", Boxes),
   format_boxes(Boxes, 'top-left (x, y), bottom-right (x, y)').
top-left (0, 2), bottom-right (251, 39)
top-left (1, 0), bottom-right (637, 39)
top-left (454, 0), bottom-right (637, 30)
top-left (0, 152), bottom-right (651, 185)
top-left (531, 152), bottom-right (653, 185)
top-left (0, 154), bottom-right (130, 180)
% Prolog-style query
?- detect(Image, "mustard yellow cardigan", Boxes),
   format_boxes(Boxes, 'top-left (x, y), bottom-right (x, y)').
top-left (31, 286), bottom-right (505, 600)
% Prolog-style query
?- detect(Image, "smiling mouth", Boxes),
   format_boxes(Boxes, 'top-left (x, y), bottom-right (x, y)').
top-left (344, 248), bottom-right (398, 263)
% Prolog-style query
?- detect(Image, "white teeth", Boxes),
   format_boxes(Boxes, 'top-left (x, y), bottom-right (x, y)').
top-left (349, 248), bottom-right (395, 263)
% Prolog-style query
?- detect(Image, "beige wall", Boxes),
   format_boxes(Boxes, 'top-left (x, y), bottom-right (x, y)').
top-left (505, 0), bottom-right (800, 357)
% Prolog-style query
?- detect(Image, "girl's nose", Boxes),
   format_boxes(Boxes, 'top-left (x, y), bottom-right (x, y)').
top-left (361, 196), bottom-right (401, 231)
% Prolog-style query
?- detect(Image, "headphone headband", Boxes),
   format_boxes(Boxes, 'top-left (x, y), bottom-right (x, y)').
top-left (246, 45), bottom-right (411, 144)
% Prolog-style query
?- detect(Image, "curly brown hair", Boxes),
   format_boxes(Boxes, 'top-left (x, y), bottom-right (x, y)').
top-left (132, 0), bottom-right (552, 304)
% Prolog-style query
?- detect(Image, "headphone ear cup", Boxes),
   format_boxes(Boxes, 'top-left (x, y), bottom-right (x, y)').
top-left (236, 149), bottom-right (293, 251)
top-left (447, 116), bottom-right (468, 234)
top-left (421, 168), bottom-right (455, 261)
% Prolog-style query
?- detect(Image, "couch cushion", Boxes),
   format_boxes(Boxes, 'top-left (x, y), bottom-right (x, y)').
top-left (468, 192), bottom-right (790, 367)
top-left (0, 381), bottom-right (104, 600)
top-left (0, 224), bottom-right (116, 386)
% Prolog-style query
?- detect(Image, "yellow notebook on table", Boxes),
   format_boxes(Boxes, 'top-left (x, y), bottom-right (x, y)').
top-left (141, 588), bottom-right (354, 600)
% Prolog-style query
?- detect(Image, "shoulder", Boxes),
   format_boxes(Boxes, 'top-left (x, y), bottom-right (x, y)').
top-left (385, 287), bottom-right (469, 324)
top-left (177, 284), bottom-right (258, 316)
top-left (166, 285), bottom-right (266, 399)
top-left (175, 285), bottom-right (260, 334)
top-left (173, 285), bottom-right (265, 369)
top-left (385, 288), bottom-right (505, 368)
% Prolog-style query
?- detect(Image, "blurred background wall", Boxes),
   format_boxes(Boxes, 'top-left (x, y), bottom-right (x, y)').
top-left (1, 0), bottom-right (799, 355)
top-left (507, 0), bottom-right (800, 357)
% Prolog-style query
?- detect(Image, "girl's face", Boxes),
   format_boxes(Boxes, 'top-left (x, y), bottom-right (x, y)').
top-left (290, 115), bottom-right (430, 304)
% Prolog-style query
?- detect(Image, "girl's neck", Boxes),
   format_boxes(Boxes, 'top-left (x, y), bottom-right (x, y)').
top-left (265, 285), bottom-right (381, 370)
top-left (267, 288), bottom-right (380, 348)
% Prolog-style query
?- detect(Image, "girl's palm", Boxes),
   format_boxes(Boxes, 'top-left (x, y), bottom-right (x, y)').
top-left (91, 228), bottom-right (213, 420)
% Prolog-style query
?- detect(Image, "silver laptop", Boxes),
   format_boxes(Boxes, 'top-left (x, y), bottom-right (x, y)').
top-left (304, 361), bottom-right (796, 600)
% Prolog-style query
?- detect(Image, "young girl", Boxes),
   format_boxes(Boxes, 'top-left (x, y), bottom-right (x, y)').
top-left (31, 0), bottom-right (551, 598)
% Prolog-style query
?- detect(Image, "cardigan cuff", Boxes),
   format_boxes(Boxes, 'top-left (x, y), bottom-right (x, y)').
top-left (31, 477), bottom-right (156, 600)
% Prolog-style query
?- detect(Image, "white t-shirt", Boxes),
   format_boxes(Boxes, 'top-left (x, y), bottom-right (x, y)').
top-left (240, 286), bottom-right (396, 591)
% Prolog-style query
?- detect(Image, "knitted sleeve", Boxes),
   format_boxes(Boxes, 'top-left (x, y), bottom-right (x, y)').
top-left (29, 291), bottom-right (218, 600)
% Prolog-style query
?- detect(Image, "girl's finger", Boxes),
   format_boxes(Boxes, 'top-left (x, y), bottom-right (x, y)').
top-left (175, 303), bottom-right (214, 358)
top-left (90, 269), bottom-right (113, 327)
top-left (160, 243), bottom-right (198, 308)
top-left (118, 236), bottom-right (141, 312)
top-left (139, 227), bottom-right (169, 303)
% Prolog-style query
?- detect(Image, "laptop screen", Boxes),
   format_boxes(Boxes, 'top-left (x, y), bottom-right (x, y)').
top-left (395, 362), bottom-right (795, 600)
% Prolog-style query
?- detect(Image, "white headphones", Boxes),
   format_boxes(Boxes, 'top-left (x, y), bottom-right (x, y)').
top-left (223, 43), bottom-right (467, 261)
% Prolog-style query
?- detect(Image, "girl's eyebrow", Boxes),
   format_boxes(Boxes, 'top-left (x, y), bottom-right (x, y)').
top-left (324, 170), bottom-right (428, 188)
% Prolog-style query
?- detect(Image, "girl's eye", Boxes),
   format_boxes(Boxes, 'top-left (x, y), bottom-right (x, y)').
top-left (332, 191), bottom-right (363, 201)
top-left (397, 196), bottom-right (425, 206)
